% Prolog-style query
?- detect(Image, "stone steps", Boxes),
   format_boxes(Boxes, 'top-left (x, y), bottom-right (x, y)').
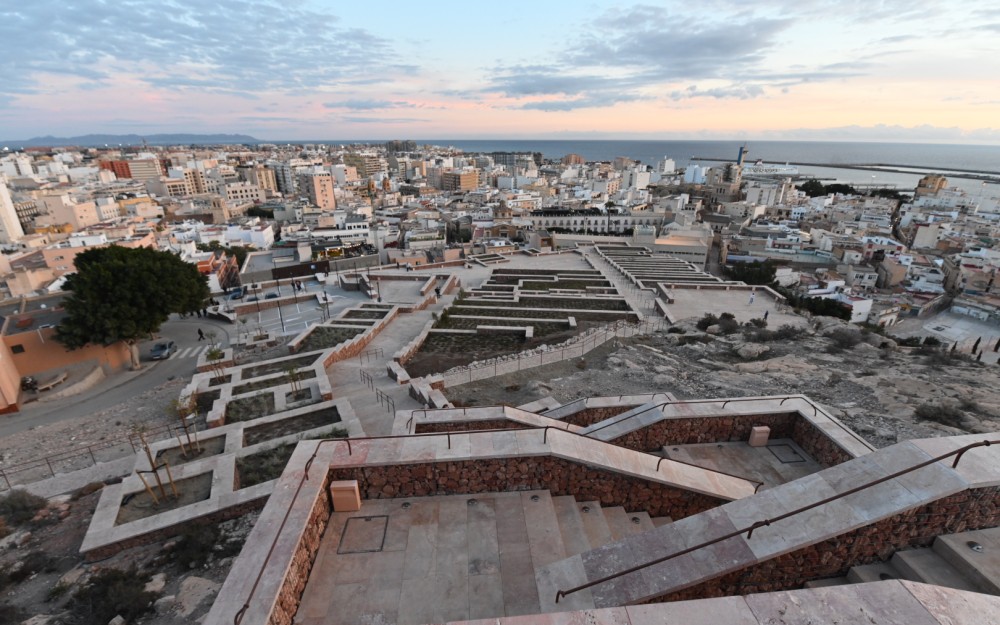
top-left (838, 526), bottom-right (1000, 596)
top-left (934, 527), bottom-right (1000, 594)
top-left (891, 548), bottom-right (983, 593)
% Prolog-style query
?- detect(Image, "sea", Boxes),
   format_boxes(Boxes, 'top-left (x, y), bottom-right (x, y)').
top-left (310, 139), bottom-right (1000, 196)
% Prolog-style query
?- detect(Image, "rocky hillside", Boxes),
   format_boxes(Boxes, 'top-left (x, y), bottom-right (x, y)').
top-left (446, 317), bottom-right (1000, 448)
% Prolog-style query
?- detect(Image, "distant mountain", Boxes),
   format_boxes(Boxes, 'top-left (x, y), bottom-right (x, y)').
top-left (1, 133), bottom-right (260, 148)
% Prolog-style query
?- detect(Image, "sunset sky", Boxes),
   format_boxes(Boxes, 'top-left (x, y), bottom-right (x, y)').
top-left (1, 0), bottom-right (998, 143)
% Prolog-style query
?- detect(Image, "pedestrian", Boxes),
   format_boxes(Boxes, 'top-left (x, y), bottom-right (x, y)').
top-left (202, 307), bottom-right (208, 317)
top-left (748, 291), bottom-right (755, 305)
top-left (196, 310), bottom-right (202, 318)
top-left (198, 328), bottom-right (205, 341)
top-left (764, 310), bottom-right (769, 321)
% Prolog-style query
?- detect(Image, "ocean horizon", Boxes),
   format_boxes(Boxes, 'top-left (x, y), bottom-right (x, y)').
top-left (283, 139), bottom-right (1000, 174)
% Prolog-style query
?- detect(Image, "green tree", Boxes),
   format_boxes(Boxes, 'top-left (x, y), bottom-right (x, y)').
top-left (56, 246), bottom-right (209, 368)
top-left (195, 241), bottom-right (251, 268)
top-left (723, 260), bottom-right (778, 286)
top-left (797, 179), bottom-right (827, 197)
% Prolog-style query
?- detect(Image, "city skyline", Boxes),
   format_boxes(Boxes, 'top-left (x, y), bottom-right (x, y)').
top-left (1, 0), bottom-right (999, 144)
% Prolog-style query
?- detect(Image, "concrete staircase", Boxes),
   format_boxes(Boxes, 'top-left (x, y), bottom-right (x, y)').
top-left (807, 526), bottom-right (1000, 595)
top-left (530, 494), bottom-right (672, 613)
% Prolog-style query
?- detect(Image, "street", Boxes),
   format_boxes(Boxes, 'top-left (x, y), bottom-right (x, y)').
top-left (0, 316), bottom-right (234, 440)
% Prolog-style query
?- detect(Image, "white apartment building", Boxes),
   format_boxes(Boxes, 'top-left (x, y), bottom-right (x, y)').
top-left (0, 176), bottom-right (25, 244)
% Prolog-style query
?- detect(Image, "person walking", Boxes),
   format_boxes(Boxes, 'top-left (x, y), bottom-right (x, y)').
top-left (748, 291), bottom-right (755, 305)
top-left (197, 328), bottom-right (206, 341)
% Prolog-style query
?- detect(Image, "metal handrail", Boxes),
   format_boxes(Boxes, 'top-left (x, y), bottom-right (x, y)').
top-left (583, 395), bottom-right (836, 441)
top-left (553, 438), bottom-right (1000, 604)
top-left (232, 424), bottom-right (763, 624)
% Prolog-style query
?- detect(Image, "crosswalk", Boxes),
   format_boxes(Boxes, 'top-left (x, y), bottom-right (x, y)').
top-left (171, 345), bottom-right (214, 360)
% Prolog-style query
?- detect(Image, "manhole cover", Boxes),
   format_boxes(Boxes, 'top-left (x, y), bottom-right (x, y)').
top-left (767, 444), bottom-right (806, 464)
top-left (337, 515), bottom-right (389, 554)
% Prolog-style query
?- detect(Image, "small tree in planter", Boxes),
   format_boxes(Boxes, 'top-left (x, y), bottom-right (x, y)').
top-left (205, 346), bottom-right (227, 385)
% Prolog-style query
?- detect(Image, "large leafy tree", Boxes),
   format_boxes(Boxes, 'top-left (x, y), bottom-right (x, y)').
top-left (56, 246), bottom-right (209, 368)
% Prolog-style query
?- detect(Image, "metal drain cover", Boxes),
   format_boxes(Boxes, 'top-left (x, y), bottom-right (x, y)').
top-left (337, 515), bottom-right (389, 554)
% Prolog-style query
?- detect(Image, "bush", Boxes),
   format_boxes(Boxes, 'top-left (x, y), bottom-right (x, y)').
top-left (748, 318), bottom-right (768, 329)
top-left (0, 490), bottom-right (47, 526)
top-left (913, 403), bottom-right (964, 428)
top-left (6, 551), bottom-right (55, 584)
top-left (719, 312), bottom-right (736, 321)
top-left (826, 329), bottom-right (862, 352)
top-left (718, 317), bottom-right (740, 335)
top-left (666, 326), bottom-right (686, 334)
top-left (922, 336), bottom-right (942, 347)
top-left (696, 313), bottom-right (719, 331)
top-left (70, 567), bottom-right (157, 625)
top-left (893, 336), bottom-right (923, 347)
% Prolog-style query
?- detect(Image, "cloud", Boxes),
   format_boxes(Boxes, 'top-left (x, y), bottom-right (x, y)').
top-left (0, 0), bottom-right (413, 99)
top-left (479, 5), bottom-right (834, 110)
top-left (342, 116), bottom-right (426, 124)
top-left (324, 100), bottom-right (418, 110)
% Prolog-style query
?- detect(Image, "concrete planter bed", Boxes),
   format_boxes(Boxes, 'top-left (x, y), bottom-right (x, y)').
top-left (436, 316), bottom-right (571, 337)
top-left (297, 326), bottom-right (368, 353)
top-left (242, 406), bottom-right (341, 447)
top-left (241, 354), bottom-right (319, 379)
top-left (232, 369), bottom-right (318, 395)
top-left (406, 332), bottom-right (529, 378)
top-left (154, 435), bottom-right (227, 467)
top-left (115, 471), bottom-right (214, 525)
top-left (342, 309), bottom-right (389, 320)
top-left (225, 393), bottom-right (277, 423)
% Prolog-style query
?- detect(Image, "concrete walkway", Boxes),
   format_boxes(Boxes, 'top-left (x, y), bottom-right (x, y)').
top-left (327, 287), bottom-right (461, 436)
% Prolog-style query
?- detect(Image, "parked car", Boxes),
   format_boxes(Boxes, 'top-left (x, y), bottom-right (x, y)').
top-left (264, 292), bottom-right (279, 299)
top-left (229, 287), bottom-right (245, 300)
top-left (150, 340), bottom-right (176, 360)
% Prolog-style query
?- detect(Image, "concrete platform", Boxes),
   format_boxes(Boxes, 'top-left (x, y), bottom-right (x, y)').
top-left (663, 438), bottom-right (823, 490)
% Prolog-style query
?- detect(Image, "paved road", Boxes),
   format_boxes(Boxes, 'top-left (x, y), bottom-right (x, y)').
top-left (0, 316), bottom-right (234, 439)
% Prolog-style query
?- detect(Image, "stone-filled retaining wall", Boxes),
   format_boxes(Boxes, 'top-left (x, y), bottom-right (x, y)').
top-left (605, 411), bottom-right (854, 468)
top-left (84, 497), bottom-right (268, 561)
top-left (413, 419), bottom-right (534, 434)
top-left (560, 406), bottom-right (645, 428)
top-left (271, 476), bottom-right (332, 625)
top-left (650, 485), bottom-right (1000, 603)
top-left (327, 456), bottom-right (725, 520)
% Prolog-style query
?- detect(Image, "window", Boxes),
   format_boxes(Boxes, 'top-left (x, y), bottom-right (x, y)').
top-left (11, 344), bottom-right (25, 354)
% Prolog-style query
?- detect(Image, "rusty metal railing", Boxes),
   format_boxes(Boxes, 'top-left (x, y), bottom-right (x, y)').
top-left (553, 438), bottom-right (999, 604)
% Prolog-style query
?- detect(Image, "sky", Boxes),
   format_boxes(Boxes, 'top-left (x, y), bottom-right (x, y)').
top-left (1, 0), bottom-right (999, 143)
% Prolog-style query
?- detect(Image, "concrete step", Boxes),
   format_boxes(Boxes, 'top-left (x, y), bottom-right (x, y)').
top-left (891, 547), bottom-right (984, 593)
top-left (602, 506), bottom-right (636, 541)
top-left (651, 516), bottom-right (673, 528)
top-left (521, 491), bottom-right (567, 569)
top-left (933, 527), bottom-right (1000, 594)
top-left (494, 492), bottom-right (541, 616)
top-left (576, 501), bottom-right (613, 549)
top-left (628, 511), bottom-right (656, 533)
top-left (552, 496), bottom-right (592, 556)
top-left (804, 577), bottom-right (850, 589)
top-left (846, 561), bottom-right (903, 584)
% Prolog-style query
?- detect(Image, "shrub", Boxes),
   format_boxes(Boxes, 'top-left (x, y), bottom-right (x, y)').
top-left (913, 403), bottom-right (964, 428)
top-left (0, 490), bottom-right (47, 526)
top-left (748, 318), bottom-right (768, 329)
top-left (665, 326), bottom-right (686, 334)
top-left (7, 551), bottom-right (55, 584)
top-left (922, 336), bottom-right (942, 347)
top-left (774, 324), bottom-right (804, 340)
top-left (826, 328), bottom-right (862, 352)
top-left (718, 317), bottom-right (740, 335)
top-left (894, 336), bottom-right (922, 347)
top-left (719, 312), bottom-right (736, 321)
top-left (169, 525), bottom-right (245, 570)
top-left (695, 313), bottom-right (719, 331)
top-left (678, 334), bottom-right (714, 346)
top-left (70, 567), bottom-right (158, 625)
